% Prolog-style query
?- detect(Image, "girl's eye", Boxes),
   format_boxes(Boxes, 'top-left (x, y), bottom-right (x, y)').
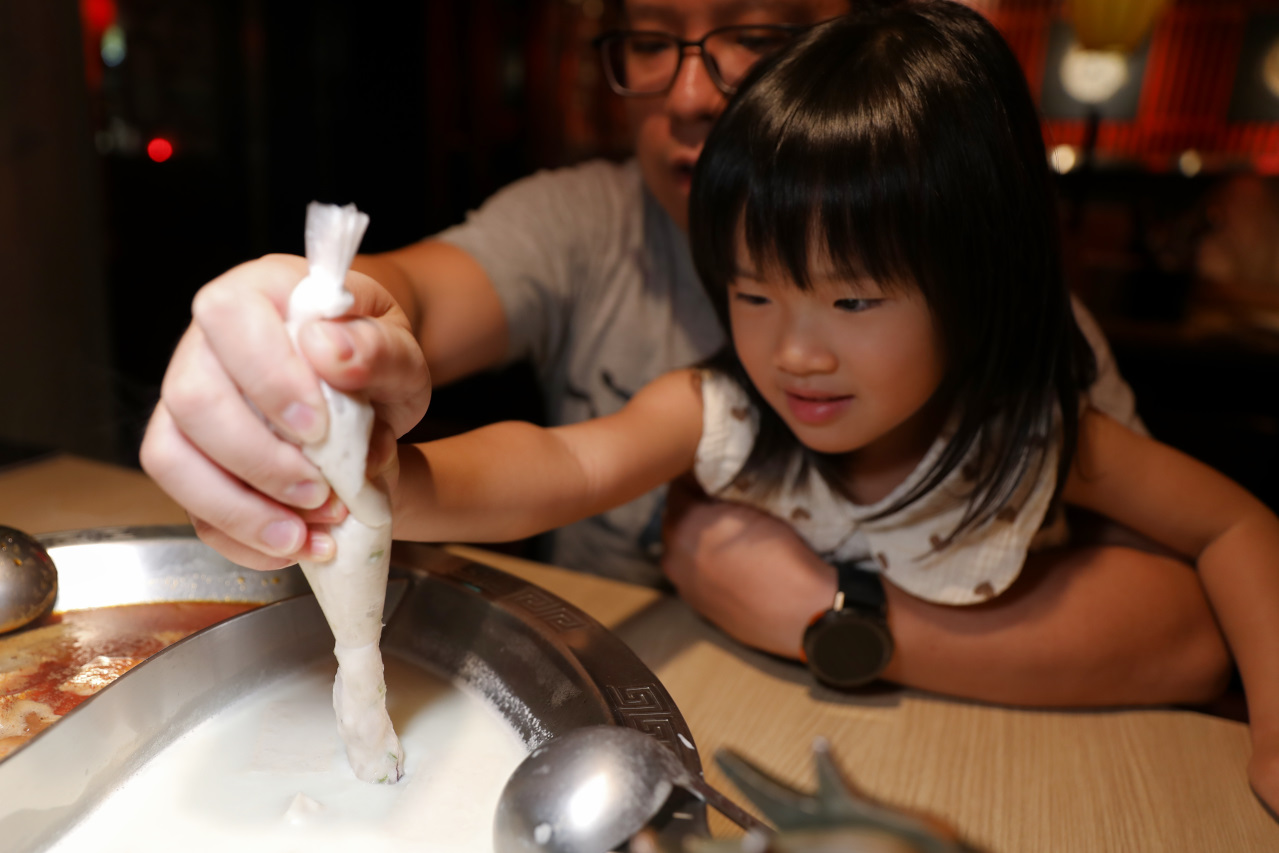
top-left (733, 292), bottom-right (770, 306)
top-left (834, 298), bottom-right (881, 313)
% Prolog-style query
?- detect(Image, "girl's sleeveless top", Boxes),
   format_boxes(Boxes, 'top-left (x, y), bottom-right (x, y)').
top-left (693, 371), bottom-right (1065, 605)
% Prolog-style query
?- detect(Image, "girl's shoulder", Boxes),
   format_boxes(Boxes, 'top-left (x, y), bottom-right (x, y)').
top-left (694, 369), bottom-right (757, 434)
top-left (626, 368), bottom-right (706, 417)
top-left (691, 370), bottom-right (760, 496)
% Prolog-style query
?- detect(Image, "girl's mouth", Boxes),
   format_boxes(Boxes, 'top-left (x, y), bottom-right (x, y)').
top-left (784, 391), bottom-right (854, 425)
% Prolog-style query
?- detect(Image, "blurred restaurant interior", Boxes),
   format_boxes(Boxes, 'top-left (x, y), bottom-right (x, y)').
top-left (4, 0), bottom-right (1279, 511)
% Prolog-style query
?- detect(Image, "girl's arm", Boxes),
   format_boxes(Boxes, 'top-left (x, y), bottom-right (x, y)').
top-left (390, 368), bottom-right (705, 544)
top-left (1065, 409), bottom-right (1279, 812)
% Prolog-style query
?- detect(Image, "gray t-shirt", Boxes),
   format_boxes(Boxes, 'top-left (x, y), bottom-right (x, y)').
top-left (437, 157), bottom-right (1142, 585)
top-left (438, 159), bottom-right (725, 584)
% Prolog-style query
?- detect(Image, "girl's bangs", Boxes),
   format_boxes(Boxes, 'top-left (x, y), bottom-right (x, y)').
top-left (740, 125), bottom-right (924, 296)
top-left (694, 32), bottom-right (933, 300)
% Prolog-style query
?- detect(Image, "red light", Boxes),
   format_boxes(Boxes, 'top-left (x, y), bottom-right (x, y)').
top-left (82, 0), bottom-right (117, 34)
top-left (147, 138), bottom-right (173, 163)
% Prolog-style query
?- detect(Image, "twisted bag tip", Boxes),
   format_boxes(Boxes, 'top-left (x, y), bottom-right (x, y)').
top-left (304, 202), bottom-right (370, 287)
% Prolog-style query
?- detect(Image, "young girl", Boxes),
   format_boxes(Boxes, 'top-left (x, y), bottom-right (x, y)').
top-left (388, 1), bottom-right (1279, 811)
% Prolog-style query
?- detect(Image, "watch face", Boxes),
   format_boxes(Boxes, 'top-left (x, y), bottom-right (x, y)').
top-left (803, 612), bottom-right (893, 689)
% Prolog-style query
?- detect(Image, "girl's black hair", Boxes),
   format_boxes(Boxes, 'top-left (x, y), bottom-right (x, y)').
top-left (688, 0), bottom-right (1097, 543)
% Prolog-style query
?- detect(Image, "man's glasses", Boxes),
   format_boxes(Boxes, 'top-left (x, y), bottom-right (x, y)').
top-left (592, 24), bottom-right (809, 97)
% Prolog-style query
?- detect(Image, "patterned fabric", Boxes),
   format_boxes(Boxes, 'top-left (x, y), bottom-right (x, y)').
top-left (693, 372), bottom-right (1062, 605)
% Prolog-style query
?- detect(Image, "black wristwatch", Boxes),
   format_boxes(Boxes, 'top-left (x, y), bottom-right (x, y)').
top-left (801, 561), bottom-right (894, 689)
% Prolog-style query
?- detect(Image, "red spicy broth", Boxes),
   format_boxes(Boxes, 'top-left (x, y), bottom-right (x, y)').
top-left (0, 602), bottom-right (257, 759)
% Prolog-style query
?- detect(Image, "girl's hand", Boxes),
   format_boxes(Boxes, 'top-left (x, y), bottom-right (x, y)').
top-left (1251, 741), bottom-right (1279, 821)
top-left (1066, 409), bottom-right (1279, 822)
top-left (140, 255), bottom-right (430, 571)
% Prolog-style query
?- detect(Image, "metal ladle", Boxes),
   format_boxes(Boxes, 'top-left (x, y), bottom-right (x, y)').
top-left (493, 724), bottom-right (769, 853)
top-left (0, 526), bottom-right (57, 634)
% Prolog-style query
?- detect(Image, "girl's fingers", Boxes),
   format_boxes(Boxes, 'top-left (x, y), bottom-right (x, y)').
top-left (366, 419), bottom-right (400, 481)
top-left (299, 490), bottom-right (349, 525)
top-left (159, 324), bottom-right (330, 511)
top-left (296, 270), bottom-right (432, 438)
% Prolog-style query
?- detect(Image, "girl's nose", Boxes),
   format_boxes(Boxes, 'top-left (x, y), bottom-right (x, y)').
top-left (775, 327), bottom-right (838, 376)
top-left (665, 47), bottom-right (726, 124)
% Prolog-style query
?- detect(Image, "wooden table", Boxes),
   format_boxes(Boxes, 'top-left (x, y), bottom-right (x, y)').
top-left (3, 455), bottom-right (1277, 851)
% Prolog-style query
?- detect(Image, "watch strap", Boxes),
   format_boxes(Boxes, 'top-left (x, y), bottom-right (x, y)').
top-left (833, 560), bottom-right (887, 615)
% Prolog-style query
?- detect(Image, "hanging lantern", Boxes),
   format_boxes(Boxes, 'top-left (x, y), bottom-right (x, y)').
top-left (1067, 0), bottom-right (1170, 53)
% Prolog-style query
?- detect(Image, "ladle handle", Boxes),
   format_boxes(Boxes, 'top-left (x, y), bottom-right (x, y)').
top-left (687, 776), bottom-right (771, 836)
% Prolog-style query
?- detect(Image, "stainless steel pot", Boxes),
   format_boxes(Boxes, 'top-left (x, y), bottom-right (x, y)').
top-left (0, 526), bottom-right (704, 850)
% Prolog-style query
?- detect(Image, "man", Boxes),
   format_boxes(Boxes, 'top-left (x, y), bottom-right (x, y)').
top-left (142, 0), bottom-right (1228, 706)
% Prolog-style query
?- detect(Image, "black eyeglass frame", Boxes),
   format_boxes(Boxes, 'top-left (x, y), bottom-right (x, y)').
top-left (591, 23), bottom-right (812, 97)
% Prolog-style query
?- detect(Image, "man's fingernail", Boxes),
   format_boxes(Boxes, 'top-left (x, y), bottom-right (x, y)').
top-left (308, 531), bottom-right (336, 561)
top-left (284, 479), bottom-right (326, 509)
top-left (282, 402), bottom-right (324, 443)
top-left (262, 520), bottom-right (304, 554)
top-left (314, 491), bottom-right (347, 522)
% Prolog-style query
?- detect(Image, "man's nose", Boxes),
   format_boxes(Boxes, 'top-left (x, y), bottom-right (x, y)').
top-left (665, 46), bottom-right (725, 123)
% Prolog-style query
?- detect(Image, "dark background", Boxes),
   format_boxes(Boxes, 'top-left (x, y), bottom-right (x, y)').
top-left (4, 0), bottom-right (1279, 511)
top-left (89, 0), bottom-right (623, 452)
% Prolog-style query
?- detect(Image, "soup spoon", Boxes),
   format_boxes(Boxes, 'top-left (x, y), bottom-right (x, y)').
top-left (493, 724), bottom-right (768, 853)
top-left (0, 526), bottom-right (58, 634)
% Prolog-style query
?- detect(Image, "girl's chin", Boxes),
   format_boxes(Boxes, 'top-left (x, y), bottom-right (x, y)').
top-left (780, 419), bottom-right (861, 456)
top-left (795, 435), bottom-right (859, 456)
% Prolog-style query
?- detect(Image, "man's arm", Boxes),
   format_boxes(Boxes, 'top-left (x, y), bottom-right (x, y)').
top-left (352, 240), bottom-right (510, 386)
top-left (142, 162), bottom-right (630, 571)
top-left (662, 480), bottom-right (1230, 707)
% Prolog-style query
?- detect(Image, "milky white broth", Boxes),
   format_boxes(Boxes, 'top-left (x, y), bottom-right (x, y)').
top-left (48, 654), bottom-right (528, 853)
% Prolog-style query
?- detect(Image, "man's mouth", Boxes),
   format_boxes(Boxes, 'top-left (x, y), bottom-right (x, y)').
top-left (673, 162), bottom-right (695, 188)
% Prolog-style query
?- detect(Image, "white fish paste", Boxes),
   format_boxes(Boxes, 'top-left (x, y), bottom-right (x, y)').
top-left (285, 202), bottom-right (404, 784)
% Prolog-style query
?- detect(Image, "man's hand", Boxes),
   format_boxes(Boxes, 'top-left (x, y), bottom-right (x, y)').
top-left (139, 254), bottom-right (431, 571)
top-left (662, 477), bottom-right (1231, 708)
top-left (661, 476), bottom-right (837, 658)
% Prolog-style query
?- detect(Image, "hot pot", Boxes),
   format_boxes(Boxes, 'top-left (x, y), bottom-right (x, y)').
top-left (0, 525), bottom-right (704, 850)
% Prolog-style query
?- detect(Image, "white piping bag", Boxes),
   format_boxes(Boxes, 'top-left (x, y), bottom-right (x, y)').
top-left (286, 202), bottom-right (404, 784)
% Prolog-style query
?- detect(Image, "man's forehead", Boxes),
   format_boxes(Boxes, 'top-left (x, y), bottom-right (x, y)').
top-left (624, 0), bottom-right (849, 26)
